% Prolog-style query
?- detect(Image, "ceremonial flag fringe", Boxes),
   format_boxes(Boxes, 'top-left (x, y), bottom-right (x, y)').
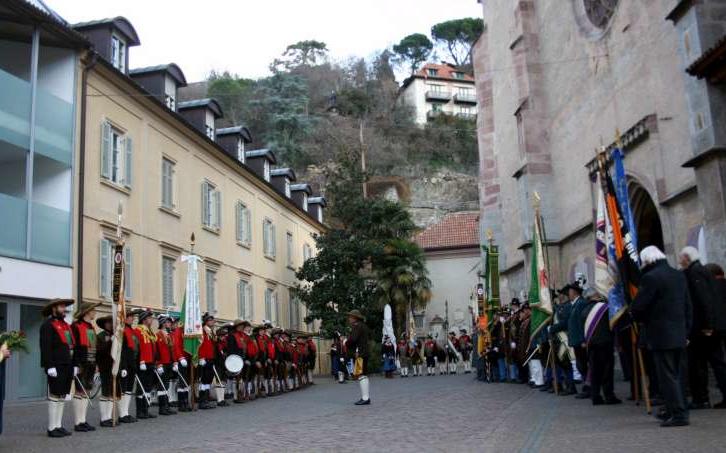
top-left (528, 214), bottom-right (552, 340)
top-left (181, 253), bottom-right (203, 363)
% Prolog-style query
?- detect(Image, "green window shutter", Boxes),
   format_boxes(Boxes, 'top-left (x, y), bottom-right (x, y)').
top-left (244, 207), bottom-right (252, 243)
top-left (99, 238), bottom-right (110, 299)
top-left (235, 203), bottom-right (242, 242)
top-left (214, 190), bottom-right (221, 229)
top-left (124, 246), bottom-right (132, 299)
top-left (247, 284), bottom-right (254, 320)
top-left (201, 182), bottom-right (209, 226)
top-left (124, 136), bottom-right (133, 188)
top-left (101, 122), bottom-right (111, 179)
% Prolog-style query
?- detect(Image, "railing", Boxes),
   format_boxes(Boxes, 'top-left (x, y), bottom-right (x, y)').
top-left (453, 92), bottom-right (477, 104)
top-left (425, 90), bottom-right (451, 101)
top-left (427, 110), bottom-right (445, 120)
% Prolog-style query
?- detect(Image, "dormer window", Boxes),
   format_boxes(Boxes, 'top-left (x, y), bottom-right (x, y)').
top-left (302, 193), bottom-right (308, 211)
top-left (237, 139), bottom-right (245, 163)
top-left (453, 72), bottom-right (465, 80)
top-left (284, 179), bottom-right (291, 198)
top-left (317, 209), bottom-right (323, 223)
top-left (427, 68), bottom-right (438, 76)
top-left (164, 75), bottom-right (177, 111)
top-left (111, 35), bottom-right (126, 72)
top-left (263, 160), bottom-right (271, 182)
top-left (165, 95), bottom-right (175, 110)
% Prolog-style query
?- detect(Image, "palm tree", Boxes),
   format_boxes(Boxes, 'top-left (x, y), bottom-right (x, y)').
top-left (374, 238), bottom-right (432, 336)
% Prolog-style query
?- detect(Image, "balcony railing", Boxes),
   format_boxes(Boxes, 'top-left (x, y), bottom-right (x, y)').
top-left (457, 112), bottom-right (477, 121)
top-left (425, 90), bottom-right (451, 101)
top-left (453, 92), bottom-right (477, 104)
top-left (427, 110), bottom-right (445, 120)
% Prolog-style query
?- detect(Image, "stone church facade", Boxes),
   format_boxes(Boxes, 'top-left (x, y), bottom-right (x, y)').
top-left (473, 0), bottom-right (726, 303)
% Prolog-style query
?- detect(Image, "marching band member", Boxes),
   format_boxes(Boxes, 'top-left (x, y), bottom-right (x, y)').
top-left (170, 316), bottom-right (192, 412)
top-left (214, 324), bottom-right (230, 407)
top-left (243, 322), bottom-right (259, 400)
top-left (155, 315), bottom-right (176, 415)
top-left (397, 334), bottom-right (410, 377)
top-left (459, 329), bottom-right (473, 374)
top-left (198, 312), bottom-right (217, 409)
top-left (346, 310), bottom-right (371, 405)
top-left (305, 335), bottom-right (317, 385)
top-left (40, 298), bottom-right (76, 438)
top-left (227, 319), bottom-right (248, 403)
top-left (447, 331), bottom-right (460, 375)
top-left (71, 302), bottom-right (100, 432)
top-left (135, 309), bottom-right (158, 419)
top-left (118, 310), bottom-right (139, 423)
top-left (424, 335), bottom-right (437, 376)
top-left (95, 315), bottom-right (115, 428)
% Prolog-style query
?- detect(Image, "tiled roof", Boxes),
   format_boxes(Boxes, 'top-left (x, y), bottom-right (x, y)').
top-left (414, 63), bottom-right (475, 82)
top-left (415, 211), bottom-right (480, 250)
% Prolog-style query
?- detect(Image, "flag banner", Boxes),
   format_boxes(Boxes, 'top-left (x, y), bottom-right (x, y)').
top-left (602, 162), bottom-right (641, 302)
top-left (181, 253), bottom-right (203, 363)
top-left (111, 243), bottom-right (125, 376)
top-left (529, 215), bottom-right (553, 340)
top-left (612, 148), bottom-right (639, 255)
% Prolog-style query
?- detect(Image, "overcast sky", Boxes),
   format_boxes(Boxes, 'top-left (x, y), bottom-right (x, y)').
top-left (47, 0), bottom-right (482, 83)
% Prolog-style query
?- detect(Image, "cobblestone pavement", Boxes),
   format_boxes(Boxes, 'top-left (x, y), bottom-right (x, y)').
top-left (3, 374), bottom-right (726, 452)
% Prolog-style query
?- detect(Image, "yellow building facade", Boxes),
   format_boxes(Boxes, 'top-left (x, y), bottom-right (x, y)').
top-left (80, 57), bottom-right (322, 331)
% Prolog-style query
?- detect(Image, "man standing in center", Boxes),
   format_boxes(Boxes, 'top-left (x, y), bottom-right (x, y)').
top-left (135, 309), bottom-right (158, 420)
top-left (346, 310), bottom-right (370, 405)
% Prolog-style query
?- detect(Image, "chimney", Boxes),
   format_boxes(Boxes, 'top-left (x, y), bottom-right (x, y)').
top-left (216, 126), bottom-right (252, 163)
top-left (73, 17), bottom-right (140, 75)
top-left (244, 149), bottom-right (277, 182)
top-left (129, 63), bottom-right (187, 111)
top-left (270, 168), bottom-right (297, 197)
top-left (308, 197), bottom-right (327, 224)
top-left (290, 184), bottom-right (313, 212)
top-left (178, 99), bottom-right (223, 140)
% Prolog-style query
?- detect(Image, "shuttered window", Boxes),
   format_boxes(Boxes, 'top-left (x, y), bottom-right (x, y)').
top-left (286, 232), bottom-right (294, 267)
top-left (100, 121), bottom-right (132, 188)
top-left (263, 218), bottom-right (276, 259)
top-left (303, 243), bottom-right (312, 262)
top-left (265, 288), bottom-right (277, 323)
top-left (162, 256), bottom-right (175, 308)
top-left (289, 291), bottom-right (300, 330)
top-left (201, 181), bottom-right (221, 230)
top-left (206, 268), bottom-right (217, 314)
top-left (238, 279), bottom-right (253, 320)
top-left (236, 202), bottom-right (252, 245)
top-left (161, 158), bottom-right (175, 209)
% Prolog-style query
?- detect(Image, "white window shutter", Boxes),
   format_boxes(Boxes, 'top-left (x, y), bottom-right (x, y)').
top-left (247, 284), bottom-right (254, 320)
top-left (124, 136), bottom-right (133, 188)
top-left (245, 208), bottom-right (252, 243)
top-left (201, 182), bottom-right (209, 226)
top-left (99, 239), bottom-right (110, 299)
top-left (235, 203), bottom-right (242, 242)
top-left (273, 292), bottom-right (279, 325)
top-left (124, 246), bottom-right (132, 299)
top-left (214, 190), bottom-right (221, 229)
top-left (271, 224), bottom-right (276, 257)
top-left (237, 281), bottom-right (244, 318)
top-left (101, 122), bottom-right (111, 179)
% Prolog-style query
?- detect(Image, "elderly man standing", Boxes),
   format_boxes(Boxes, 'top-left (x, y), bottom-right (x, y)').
top-left (631, 246), bottom-right (692, 427)
top-left (679, 246), bottom-right (726, 409)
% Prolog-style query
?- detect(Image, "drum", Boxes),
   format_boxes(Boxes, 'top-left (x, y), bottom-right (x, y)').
top-left (225, 354), bottom-right (244, 377)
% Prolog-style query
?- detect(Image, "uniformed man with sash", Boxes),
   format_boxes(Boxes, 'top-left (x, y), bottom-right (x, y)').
top-left (346, 310), bottom-right (371, 405)
top-left (155, 315), bottom-right (177, 415)
top-left (95, 315), bottom-right (115, 427)
top-left (118, 309), bottom-right (139, 423)
top-left (40, 298), bottom-right (76, 437)
top-left (214, 324), bottom-right (230, 406)
top-left (170, 316), bottom-right (192, 412)
top-left (197, 312), bottom-right (217, 409)
top-left (135, 309), bottom-right (158, 419)
top-left (71, 301), bottom-right (101, 432)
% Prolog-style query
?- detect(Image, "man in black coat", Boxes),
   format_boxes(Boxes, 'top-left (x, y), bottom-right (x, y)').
top-left (631, 246), bottom-right (692, 427)
top-left (346, 310), bottom-right (370, 405)
top-left (40, 298), bottom-right (76, 437)
top-left (581, 288), bottom-right (621, 405)
top-left (679, 246), bottom-right (726, 409)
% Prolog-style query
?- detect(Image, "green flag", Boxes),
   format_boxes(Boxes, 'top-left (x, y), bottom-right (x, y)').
top-left (529, 217), bottom-right (552, 340)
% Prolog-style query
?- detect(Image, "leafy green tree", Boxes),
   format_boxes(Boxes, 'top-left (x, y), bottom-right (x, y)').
top-left (393, 33), bottom-right (433, 75)
top-left (431, 18), bottom-right (484, 67)
top-left (295, 158), bottom-right (428, 338)
top-left (270, 40), bottom-right (329, 73)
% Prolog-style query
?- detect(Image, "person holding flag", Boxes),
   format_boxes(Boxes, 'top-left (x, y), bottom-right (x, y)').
top-left (118, 310), bottom-right (139, 424)
top-left (95, 315), bottom-right (116, 427)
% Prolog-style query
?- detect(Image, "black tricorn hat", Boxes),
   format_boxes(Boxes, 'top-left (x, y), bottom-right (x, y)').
top-left (42, 298), bottom-right (75, 317)
top-left (202, 312), bottom-right (215, 323)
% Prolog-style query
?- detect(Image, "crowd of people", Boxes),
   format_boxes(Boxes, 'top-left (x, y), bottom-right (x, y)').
top-left (39, 301), bottom-right (318, 438)
top-left (471, 245), bottom-right (726, 428)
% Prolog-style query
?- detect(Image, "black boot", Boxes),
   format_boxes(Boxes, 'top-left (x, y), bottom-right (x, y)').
top-left (144, 397), bottom-right (156, 419)
top-left (199, 390), bottom-right (214, 410)
top-left (136, 397), bottom-right (148, 419)
top-left (177, 393), bottom-right (191, 412)
top-left (158, 395), bottom-right (175, 415)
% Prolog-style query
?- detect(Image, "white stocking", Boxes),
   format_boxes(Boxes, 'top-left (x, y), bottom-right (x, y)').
top-left (359, 376), bottom-right (370, 401)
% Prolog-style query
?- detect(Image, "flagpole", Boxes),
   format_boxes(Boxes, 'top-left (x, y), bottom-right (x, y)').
top-left (112, 201), bottom-right (125, 426)
top-left (189, 233), bottom-right (197, 411)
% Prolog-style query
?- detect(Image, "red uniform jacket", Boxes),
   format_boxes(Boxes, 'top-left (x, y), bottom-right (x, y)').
top-left (306, 339), bottom-right (317, 356)
top-left (156, 329), bottom-right (173, 365)
top-left (265, 335), bottom-right (276, 360)
top-left (171, 327), bottom-right (188, 361)
top-left (243, 333), bottom-right (258, 360)
top-left (274, 338), bottom-right (285, 359)
top-left (198, 327), bottom-right (216, 361)
top-left (135, 325), bottom-right (157, 365)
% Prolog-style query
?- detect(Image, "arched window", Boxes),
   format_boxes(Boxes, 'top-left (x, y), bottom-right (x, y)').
top-left (584, 0), bottom-right (618, 30)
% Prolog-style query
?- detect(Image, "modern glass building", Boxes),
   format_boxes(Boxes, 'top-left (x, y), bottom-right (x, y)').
top-left (0, 0), bottom-right (86, 401)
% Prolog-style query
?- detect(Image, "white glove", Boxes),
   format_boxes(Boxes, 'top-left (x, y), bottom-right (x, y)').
top-left (157, 366), bottom-right (164, 375)
top-left (139, 362), bottom-right (147, 371)
top-left (493, 347), bottom-right (499, 352)
top-left (180, 358), bottom-right (188, 368)
top-left (199, 358), bottom-right (206, 366)
top-left (510, 342), bottom-right (516, 349)
top-left (47, 367), bottom-right (58, 378)
top-left (73, 366), bottom-right (79, 376)
top-left (173, 363), bottom-right (179, 373)
top-left (121, 369), bottom-right (128, 378)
